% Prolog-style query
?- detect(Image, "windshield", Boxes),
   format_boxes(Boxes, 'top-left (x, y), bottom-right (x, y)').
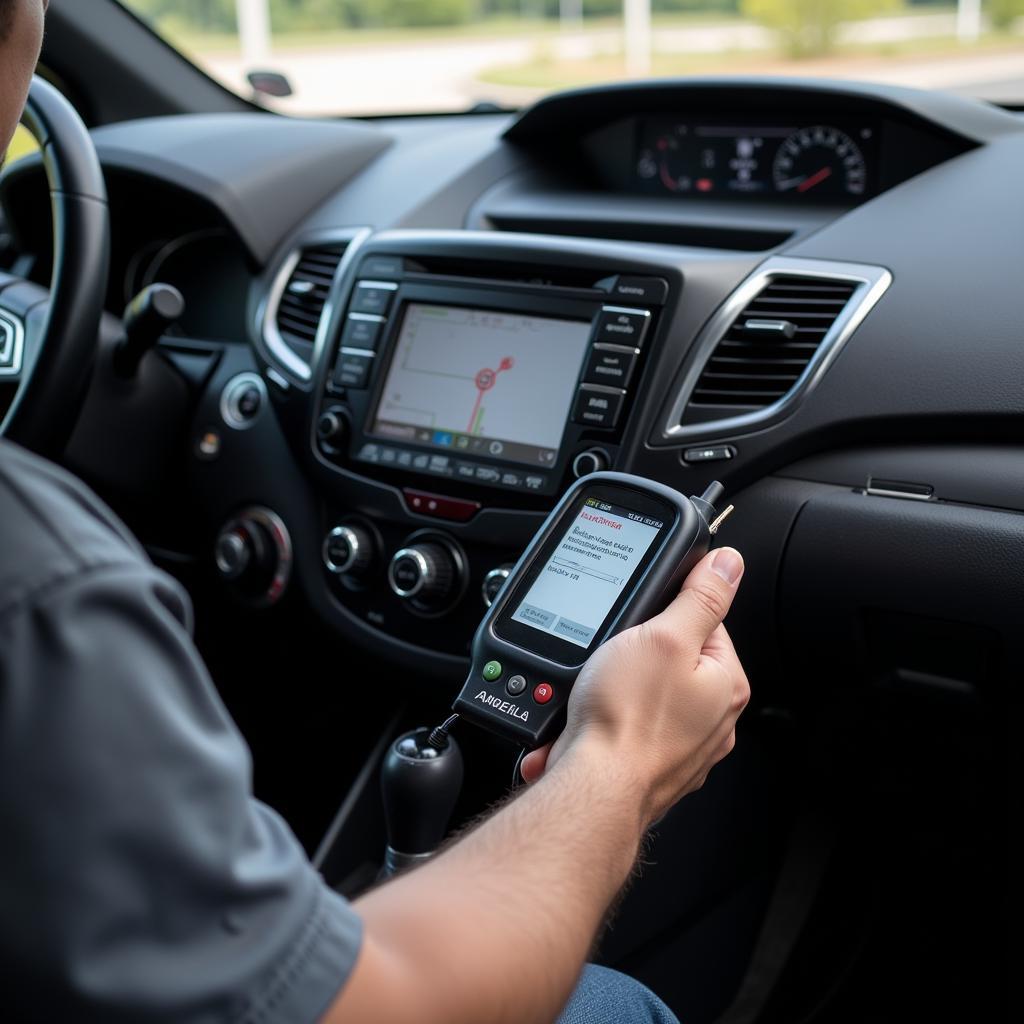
top-left (119, 2), bottom-right (1024, 116)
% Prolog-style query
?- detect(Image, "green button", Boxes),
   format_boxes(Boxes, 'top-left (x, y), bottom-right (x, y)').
top-left (482, 660), bottom-right (503, 682)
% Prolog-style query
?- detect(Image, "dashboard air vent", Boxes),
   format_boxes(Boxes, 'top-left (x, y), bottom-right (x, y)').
top-left (274, 243), bottom-right (348, 359)
top-left (687, 276), bottom-right (857, 411)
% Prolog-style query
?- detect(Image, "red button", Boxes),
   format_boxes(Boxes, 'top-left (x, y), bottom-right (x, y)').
top-left (533, 682), bottom-right (554, 705)
top-left (403, 488), bottom-right (480, 523)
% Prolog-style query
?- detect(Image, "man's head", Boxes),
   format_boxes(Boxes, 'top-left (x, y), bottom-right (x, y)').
top-left (1, 1), bottom-right (47, 160)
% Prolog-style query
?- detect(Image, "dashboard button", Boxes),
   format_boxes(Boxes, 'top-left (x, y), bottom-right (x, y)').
top-left (360, 256), bottom-right (404, 278)
top-left (403, 488), bottom-right (480, 523)
top-left (333, 352), bottom-right (373, 388)
top-left (500, 471), bottom-right (523, 488)
top-left (609, 277), bottom-right (669, 305)
top-left (475, 466), bottom-right (502, 484)
top-left (351, 280), bottom-right (397, 317)
top-left (525, 474), bottom-right (546, 491)
top-left (594, 307), bottom-right (651, 348)
top-left (683, 445), bottom-right (736, 464)
top-left (572, 448), bottom-right (610, 478)
top-left (482, 565), bottom-right (513, 607)
top-left (583, 346), bottom-right (638, 388)
top-left (341, 315), bottom-right (384, 351)
top-left (456, 462), bottom-right (477, 480)
top-left (572, 386), bottom-right (625, 429)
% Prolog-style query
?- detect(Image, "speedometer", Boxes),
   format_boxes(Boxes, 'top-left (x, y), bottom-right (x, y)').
top-left (772, 125), bottom-right (867, 198)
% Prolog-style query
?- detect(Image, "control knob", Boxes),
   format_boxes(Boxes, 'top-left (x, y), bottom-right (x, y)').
top-left (317, 407), bottom-right (347, 447)
top-left (389, 542), bottom-right (458, 609)
top-left (482, 564), bottom-right (514, 608)
top-left (214, 507), bottom-right (292, 606)
top-left (323, 524), bottom-right (373, 579)
top-left (572, 448), bottom-right (610, 478)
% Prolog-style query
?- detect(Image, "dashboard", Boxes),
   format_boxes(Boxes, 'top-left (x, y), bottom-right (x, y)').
top-left (5, 76), bottom-right (1024, 685)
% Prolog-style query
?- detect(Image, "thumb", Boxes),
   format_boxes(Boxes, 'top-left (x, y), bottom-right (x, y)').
top-left (658, 546), bottom-right (744, 652)
top-left (519, 743), bottom-right (553, 784)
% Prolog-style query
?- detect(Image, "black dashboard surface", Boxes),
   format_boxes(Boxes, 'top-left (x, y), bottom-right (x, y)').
top-left (6, 76), bottom-right (1024, 679)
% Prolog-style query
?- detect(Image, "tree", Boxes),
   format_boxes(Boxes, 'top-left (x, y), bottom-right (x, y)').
top-left (742, 0), bottom-right (897, 58)
top-left (989, 0), bottom-right (1024, 31)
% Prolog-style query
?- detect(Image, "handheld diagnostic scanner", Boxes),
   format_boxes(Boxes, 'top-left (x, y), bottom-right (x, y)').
top-left (452, 472), bottom-right (732, 748)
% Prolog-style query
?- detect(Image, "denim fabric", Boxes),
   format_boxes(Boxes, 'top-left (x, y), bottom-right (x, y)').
top-left (556, 965), bottom-right (679, 1024)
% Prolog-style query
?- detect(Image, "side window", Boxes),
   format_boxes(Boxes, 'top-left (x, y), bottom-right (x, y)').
top-left (3, 125), bottom-right (39, 169)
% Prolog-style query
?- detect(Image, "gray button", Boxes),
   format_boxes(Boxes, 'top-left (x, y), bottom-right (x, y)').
top-left (683, 445), bottom-right (736, 463)
top-left (350, 281), bottom-right (397, 317)
top-left (506, 674), bottom-right (527, 696)
top-left (341, 316), bottom-right (383, 351)
top-left (516, 603), bottom-right (556, 629)
top-left (553, 617), bottom-right (596, 645)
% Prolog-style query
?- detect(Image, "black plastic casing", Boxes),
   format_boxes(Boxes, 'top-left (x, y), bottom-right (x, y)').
top-left (452, 472), bottom-right (713, 747)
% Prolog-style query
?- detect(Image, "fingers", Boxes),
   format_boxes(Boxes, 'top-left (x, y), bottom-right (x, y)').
top-left (657, 547), bottom-right (744, 654)
top-left (519, 743), bottom-right (553, 784)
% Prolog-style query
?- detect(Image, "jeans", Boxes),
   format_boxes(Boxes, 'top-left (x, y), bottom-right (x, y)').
top-left (556, 965), bottom-right (679, 1024)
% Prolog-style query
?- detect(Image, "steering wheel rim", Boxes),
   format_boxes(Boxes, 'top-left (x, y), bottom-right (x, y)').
top-left (0, 76), bottom-right (109, 458)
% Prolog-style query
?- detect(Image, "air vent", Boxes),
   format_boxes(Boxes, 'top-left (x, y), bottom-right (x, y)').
top-left (274, 243), bottom-right (348, 361)
top-left (687, 276), bottom-right (858, 411)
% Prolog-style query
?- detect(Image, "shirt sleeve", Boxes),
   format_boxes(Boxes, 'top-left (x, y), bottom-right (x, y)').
top-left (0, 557), bottom-right (362, 1024)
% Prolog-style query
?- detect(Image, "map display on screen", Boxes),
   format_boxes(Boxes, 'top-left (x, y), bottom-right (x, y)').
top-left (369, 304), bottom-right (592, 467)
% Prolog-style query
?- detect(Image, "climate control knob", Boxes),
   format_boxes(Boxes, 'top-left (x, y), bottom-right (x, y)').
top-left (323, 524), bottom-right (373, 578)
top-left (388, 542), bottom-right (457, 609)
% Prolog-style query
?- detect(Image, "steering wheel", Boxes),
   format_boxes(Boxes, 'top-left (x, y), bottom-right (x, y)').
top-left (0, 76), bottom-right (109, 458)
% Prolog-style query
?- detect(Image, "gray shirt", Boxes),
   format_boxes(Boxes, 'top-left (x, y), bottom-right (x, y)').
top-left (0, 440), bottom-right (361, 1022)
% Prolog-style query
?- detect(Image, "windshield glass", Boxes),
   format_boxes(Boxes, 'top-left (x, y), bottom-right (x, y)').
top-left (118, 2), bottom-right (1024, 116)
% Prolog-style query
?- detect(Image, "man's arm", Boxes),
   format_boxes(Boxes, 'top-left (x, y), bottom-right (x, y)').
top-left (329, 547), bottom-right (749, 1024)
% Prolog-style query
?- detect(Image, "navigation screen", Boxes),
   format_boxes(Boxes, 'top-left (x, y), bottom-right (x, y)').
top-left (369, 304), bottom-right (592, 467)
top-left (512, 498), bottom-right (664, 649)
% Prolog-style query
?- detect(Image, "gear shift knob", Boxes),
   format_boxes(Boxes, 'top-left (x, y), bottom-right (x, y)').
top-left (381, 725), bottom-right (464, 877)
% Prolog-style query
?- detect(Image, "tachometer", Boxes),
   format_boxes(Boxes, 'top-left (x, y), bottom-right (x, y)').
top-left (772, 125), bottom-right (867, 198)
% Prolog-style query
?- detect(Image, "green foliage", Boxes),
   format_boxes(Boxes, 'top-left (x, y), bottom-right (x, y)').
top-left (742, 0), bottom-right (897, 57)
top-left (989, 0), bottom-right (1024, 32)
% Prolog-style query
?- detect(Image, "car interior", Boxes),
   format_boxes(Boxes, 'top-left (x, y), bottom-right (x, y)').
top-left (0, 0), bottom-right (1014, 1020)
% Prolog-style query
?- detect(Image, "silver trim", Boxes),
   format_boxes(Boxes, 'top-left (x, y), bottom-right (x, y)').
top-left (388, 547), bottom-right (430, 599)
top-left (219, 372), bottom-right (267, 431)
top-left (347, 312), bottom-right (386, 323)
top-left (356, 280), bottom-right (400, 291)
top-left (339, 347), bottom-right (376, 357)
top-left (323, 525), bottom-right (362, 574)
top-left (601, 305), bottom-right (651, 317)
top-left (0, 311), bottom-right (25, 377)
top-left (257, 227), bottom-right (371, 389)
top-left (659, 256), bottom-right (892, 443)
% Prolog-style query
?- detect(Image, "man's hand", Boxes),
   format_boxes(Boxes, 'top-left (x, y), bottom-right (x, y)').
top-left (521, 547), bottom-right (750, 827)
top-left (331, 547), bottom-right (749, 1024)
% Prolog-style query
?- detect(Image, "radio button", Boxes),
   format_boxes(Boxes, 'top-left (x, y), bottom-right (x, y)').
top-left (609, 276), bottom-right (669, 305)
top-left (572, 386), bottom-right (625, 429)
top-left (594, 307), bottom-right (651, 348)
top-left (340, 315), bottom-right (384, 351)
top-left (583, 346), bottom-right (638, 388)
top-left (333, 351), bottom-right (373, 388)
top-left (351, 280), bottom-right (397, 317)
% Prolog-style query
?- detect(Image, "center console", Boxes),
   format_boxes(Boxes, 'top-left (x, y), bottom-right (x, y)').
top-left (303, 234), bottom-right (682, 668)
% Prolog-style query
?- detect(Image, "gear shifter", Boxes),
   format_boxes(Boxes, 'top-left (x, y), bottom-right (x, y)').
top-left (380, 718), bottom-right (464, 877)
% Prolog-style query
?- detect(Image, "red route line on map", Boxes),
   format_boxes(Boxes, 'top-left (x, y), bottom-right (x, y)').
top-left (466, 356), bottom-right (514, 434)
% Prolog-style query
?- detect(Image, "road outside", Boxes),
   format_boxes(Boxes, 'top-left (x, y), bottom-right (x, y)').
top-left (189, 11), bottom-right (1024, 115)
